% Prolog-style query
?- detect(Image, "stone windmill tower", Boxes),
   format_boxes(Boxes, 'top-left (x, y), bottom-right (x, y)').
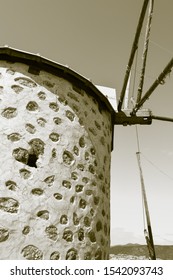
top-left (0, 47), bottom-right (115, 260)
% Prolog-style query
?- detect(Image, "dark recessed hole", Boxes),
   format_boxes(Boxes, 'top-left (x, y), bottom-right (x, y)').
top-left (27, 154), bottom-right (38, 168)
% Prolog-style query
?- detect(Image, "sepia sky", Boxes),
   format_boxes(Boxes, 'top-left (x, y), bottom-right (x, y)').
top-left (1, 0), bottom-right (173, 245)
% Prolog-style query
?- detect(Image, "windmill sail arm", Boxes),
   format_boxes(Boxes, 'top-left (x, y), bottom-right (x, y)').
top-left (118, 0), bottom-right (150, 112)
top-left (152, 115), bottom-right (173, 122)
top-left (132, 57), bottom-right (173, 114)
top-left (136, 0), bottom-right (154, 104)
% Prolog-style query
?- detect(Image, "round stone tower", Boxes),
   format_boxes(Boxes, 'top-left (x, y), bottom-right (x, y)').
top-left (0, 47), bottom-right (115, 260)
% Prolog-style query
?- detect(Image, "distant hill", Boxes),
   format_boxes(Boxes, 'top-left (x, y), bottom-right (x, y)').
top-left (110, 244), bottom-right (173, 260)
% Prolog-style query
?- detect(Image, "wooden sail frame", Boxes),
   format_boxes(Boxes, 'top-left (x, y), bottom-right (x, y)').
top-left (116, 0), bottom-right (173, 125)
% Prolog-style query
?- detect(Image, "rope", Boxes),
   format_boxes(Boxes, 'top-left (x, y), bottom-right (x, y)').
top-left (141, 34), bottom-right (173, 55)
top-left (136, 125), bottom-right (173, 182)
top-left (141, 153), bottom-right (173, 181)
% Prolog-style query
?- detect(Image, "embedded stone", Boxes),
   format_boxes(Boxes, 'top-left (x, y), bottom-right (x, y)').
top-left (89, 127), bottom-right (97, 136)
top-left (85, 152), bottom-right (89, 160)
top-left (78, 228), bottom-right (84, 241)
top-left (88, 230), bottom-right (96, 243)
top-left (21, 245), bottom-right (43, 260)
top-left (0, 197), bottom-right (19, 213)
top-left (60, 215), bottom-right (68, 224)
top-left (54, 193), bottom-right (63, 200)
top-left (72, 104), bottom-right (79, 113)
top-left (63, 229), bottom-right (73, 242)
top-left (19, 169), bottom-right (31, 179)
top-left (83, 99), bottom-right (88, 106)
top-left (100, 136), bottom-right (105, 145)
top-left (0, 228), bottom-right (9, 242)
top-left (67, 91), bottom-right (79, 102)
top-left (95, 248), bottom-right (102, 260)
top-left (11, 85), bottom-right (23, 93)
top-left (75, 184), bottom-right (84, 192)
top-left (96, 220), bottom-right (102, 231)
top-left (90, 208), bottom-right (94, 216)
top-left (72, 85), bottom-right (84, 95)
top-left (94, 196), bottom-right (100, 205)
top-left (7, 133), bottom-right (21, 142)
top-left (5, 180), bottom-right (17, 191)
top-left (66, 110), bottom-right (75, 121)
top-left (62, 180), bottom-right (71, 189)
top-left (66, 248), bottom-right (77, 260)
top-left (6, 68), bottom-right (15, 75)
top-left (82, 177), bottom-right (89, 183)
top-left (37, 118), bottom-right (46, 127)
top-left (79, 199), bottom-right (86, 209)
top-left (84, 252), bottom-right (91, 260)
top-left (102, 209), bottom-right (106, 216)
top-left (84, 216), bottom-right (91, 227)
top-left (50, 251), bottom-right (60, 260)
top-left (37, 210), bottom-right (49, 220)
top-left (88, 164), bottom-right (95, 174)
top-left (70, 196), bottom-right (75, 203)
top-left (63, 151), bottom-right (74, 165)
top-left (49, 102), bottom-right (59, 112)
top-left (95, 121), bottom-right (101, 130)
top-left (73, 146), bottom-right (79, 156)
top-left (53, 117), bottom-right (62, 125)
top-left (1, 107), bottom-right (17, 119)
top-left (26, 101), bottom-right (38, 111)
top-left (15, 77), bottom-right (37, 87)
top-left (58, 96), bottom-right (67, 105)
top-left (90, 147), bottom-right (96, 155)
top-left (45, 225), bottom-right (58, 241)
top-left (85, 190), bottom-right (92, 196)
top-left (44, 175), bottom-right (55, 186)
top-left (79, 136), bottom-right (85, 148)
top-left (25, 123), bottom-right (36, 134)
top-left (22, 226), bottom-right (30, 235)
top-left (13, 148), bottom-right (29, 164)
top-left (91, 180), bottom-right (96, 187)
top-left (43, 80), bottom-right (54, 88)
top-left (98, 173), bottom-right (104, 180)
top-left (31, 188), bottom-right (44, 196)
top-left (71, 172), bottom-right (78, 180)
top-left (73, 212), bottom-right (79, 225)
top-left (102, 185), bottom-right (105, 194)
top-left (52, 148), bottom-right (56, 158)
top-left (49, 132), bottom-right (60, 142)
top-left (29, 138), bottom-right (45, 156)
top-left (77, 164), bottom-right (84, 171)
top-left (91, 108), bottom-right (96, 114)
top-left (78, 117), bottom-right (84, 126)
top-left (37, 91), bottom-right (46, 100)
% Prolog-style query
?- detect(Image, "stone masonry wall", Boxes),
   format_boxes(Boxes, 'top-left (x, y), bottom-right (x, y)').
top-left (0, 61), bottom-right (112, 260)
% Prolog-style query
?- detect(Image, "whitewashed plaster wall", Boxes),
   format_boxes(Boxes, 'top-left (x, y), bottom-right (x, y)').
top-left (0, 61), bottom-right (112, 260)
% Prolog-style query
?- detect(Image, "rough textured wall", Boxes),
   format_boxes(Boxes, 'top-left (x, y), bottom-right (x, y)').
top-left (0, 61), bottom-right (112, 260)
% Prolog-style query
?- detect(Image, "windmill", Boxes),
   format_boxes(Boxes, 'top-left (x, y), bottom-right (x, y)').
top-left (115, 0), bottom-right (173, 260)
